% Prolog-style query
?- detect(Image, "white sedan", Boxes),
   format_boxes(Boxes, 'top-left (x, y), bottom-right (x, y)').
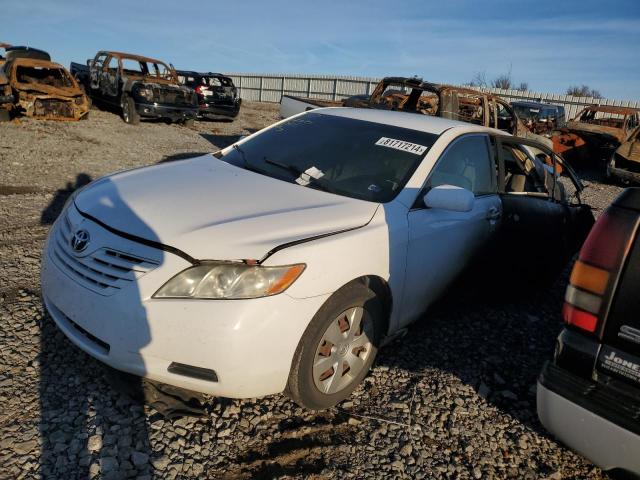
top-left (41, 108), bottom-right (592, 409)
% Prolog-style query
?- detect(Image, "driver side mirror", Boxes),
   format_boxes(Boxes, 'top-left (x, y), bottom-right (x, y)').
top-left (424, 185), bottom-right (475, 212)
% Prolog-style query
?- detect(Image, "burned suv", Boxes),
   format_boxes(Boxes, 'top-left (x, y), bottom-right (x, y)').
top-left (176, 71), bottom-right (240, 120)
top-left (71, 51), bottom-right (197, 126)
top-left (0, 46), bottom-right (90, 121)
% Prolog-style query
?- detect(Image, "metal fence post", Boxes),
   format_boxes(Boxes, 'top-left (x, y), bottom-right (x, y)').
top-left (332, 78), bottom-right (338, 100)
top-left (281, 76), bottom-right (286, 102)
top-left (259, 77), bottom-right (263, 102)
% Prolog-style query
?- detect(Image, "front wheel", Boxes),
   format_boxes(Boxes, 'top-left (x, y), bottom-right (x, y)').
top-left (121, 95), bottom-right (140, 125)
top-left (286, 283), bottom-right (384, 410)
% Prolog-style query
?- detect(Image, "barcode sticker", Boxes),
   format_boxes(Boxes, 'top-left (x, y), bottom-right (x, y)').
top-left (375, 137), bottom-right (428, 155)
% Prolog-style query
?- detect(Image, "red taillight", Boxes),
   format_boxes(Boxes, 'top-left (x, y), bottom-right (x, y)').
top-left (195, 85), bottom-right (202, 94)
top-left (563, 206), bottom-right (639, 334)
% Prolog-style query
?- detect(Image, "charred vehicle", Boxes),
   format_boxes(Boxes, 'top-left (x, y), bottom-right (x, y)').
top-left (71, 51), bottom-right (197, 126)
top-left (608, 126), bottom-right (640, 184)
top-left (552, 105), bottom-right (640, 164)
top-left (511, 100), bottom-right (566, 135)
top-left (0, 46), bottom-right (90, 122)
top-left (280, 77), bottom-right (553, 148)
top-left (176, 71), bottom-right (241, 120)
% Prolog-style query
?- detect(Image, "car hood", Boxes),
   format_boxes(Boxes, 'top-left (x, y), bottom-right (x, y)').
top-left (74, 155), bottom-right (379, 261)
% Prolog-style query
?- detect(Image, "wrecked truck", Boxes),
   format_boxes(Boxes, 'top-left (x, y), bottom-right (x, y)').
top-left (280, 77), bottom-right (553, 148)
top-left (552, 105), bottom-right (640, 164)
top-left (71, 51), bottom-right (197, 126)
top-left (0, 46), bottom-right (90, 121)
top-left (608, 126), bottom-right (640, 183)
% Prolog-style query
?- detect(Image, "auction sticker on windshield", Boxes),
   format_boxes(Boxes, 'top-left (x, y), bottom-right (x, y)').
top-left (375, 137), bottom-right (428, 155)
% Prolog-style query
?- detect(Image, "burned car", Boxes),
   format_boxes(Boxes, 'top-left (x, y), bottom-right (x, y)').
top-left (71, 51), bottom-right (197, 126)
top-left (176, 70), bottom-right (241, 120)
top-left (511, 100), bottom-right (566, 135)
top-left (280, 77), bottom-right (553, 148)
top-left (0, 46), bottom-right (90, 122)
top-left (608, 126), bottom-right (640, 184)
top-left (552, 105), bottom-right (640, 164)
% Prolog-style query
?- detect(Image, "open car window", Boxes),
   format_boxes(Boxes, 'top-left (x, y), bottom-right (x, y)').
top-left (495, 136), bottom-right (583, 204)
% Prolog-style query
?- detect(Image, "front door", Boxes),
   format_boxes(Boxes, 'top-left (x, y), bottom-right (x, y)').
top-left (400, 134), bottom-right (501, 324)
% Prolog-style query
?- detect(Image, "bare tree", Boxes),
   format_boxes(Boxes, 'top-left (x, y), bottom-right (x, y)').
top-left (567, 85), bottom-right (603, 98)
top-left (516, 82), bottom-right (528, 92)
top-left (468, 71), bottom-right (487, 88)
top-left (491, 73), bottom-right (512, 90)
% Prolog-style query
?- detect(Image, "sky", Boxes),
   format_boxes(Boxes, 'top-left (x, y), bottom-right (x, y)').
top-left (3, 0), bottom-right (639, 100)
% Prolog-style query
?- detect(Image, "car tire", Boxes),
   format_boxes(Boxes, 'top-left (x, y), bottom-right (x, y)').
top-left (121, 95), bottom-right (140, 125)
top-left (183, 118), bottom-right (195, 128)
top-left (286, 283), bottom-right (384, 410)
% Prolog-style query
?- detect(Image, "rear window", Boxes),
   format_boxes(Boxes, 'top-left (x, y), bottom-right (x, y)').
top-left (221, 112), bottom-right (439, 203)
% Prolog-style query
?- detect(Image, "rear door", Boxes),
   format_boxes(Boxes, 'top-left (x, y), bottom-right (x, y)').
top-left (493, 136), bottom-right (590, 278)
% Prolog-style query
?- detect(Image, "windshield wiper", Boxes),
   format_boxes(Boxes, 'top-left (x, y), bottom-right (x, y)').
top-left (263, 158), bottom-right (333, 193)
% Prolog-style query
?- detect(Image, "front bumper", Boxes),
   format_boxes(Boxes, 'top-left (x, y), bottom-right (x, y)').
top-left (537, 362), bottom-right (640, 475)
top-left (135, 101), bottom-right (197, 122)
top-left (41, 206), bottom-right (329, 398)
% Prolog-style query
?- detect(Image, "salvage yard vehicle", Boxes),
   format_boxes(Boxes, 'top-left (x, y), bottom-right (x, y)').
top-left (608, 127), bottom-right (640, 184)
top-left (0, 46), bottom-right (90, 122)
top-left (176, 70), bottom-right (241, 120)
top-left (71, 51), bottom-right (197, 126)
top-left (280, 77), bottom-right (553, 148)
top-left (41, 108), bottom-right (593, 409)
top-left (552, 105), bottom-right (640, 164)
top-left (538, 188), bottom-right (640, 477)
top-left (511, 100), bottom-right (566, 135)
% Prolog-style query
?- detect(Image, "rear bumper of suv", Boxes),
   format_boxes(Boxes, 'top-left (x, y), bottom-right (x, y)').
top-left (537, 362), bottom-right (640, 475)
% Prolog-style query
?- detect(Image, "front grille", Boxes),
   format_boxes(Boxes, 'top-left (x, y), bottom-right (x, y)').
top-left (34, 98), bottom-right (74, 118)
top-left (153, 87), bottom-right (194, 106)
top-left (50, 213), bottom-right (159, 295)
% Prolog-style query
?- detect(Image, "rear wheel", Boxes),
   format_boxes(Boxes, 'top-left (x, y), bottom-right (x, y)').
top-left (121, 95), bottom-right (140, 125)
top-left (286, 283), bottom-right (383, 410)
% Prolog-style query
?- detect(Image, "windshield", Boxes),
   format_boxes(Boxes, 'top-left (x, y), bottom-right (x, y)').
top-left (15, 65), bottom-right (74, 88)
top-left (221, 112), bottom-right (438, 203)
top-left (513, 105), bottom-right (540, 121)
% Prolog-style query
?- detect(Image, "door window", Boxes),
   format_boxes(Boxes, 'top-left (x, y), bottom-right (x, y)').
top-left (93, 54), bottom-right (107, 70)
top-left (105, 56), bottom-right (119, 73)
top-left (428, 135), bottom-right (495, 195)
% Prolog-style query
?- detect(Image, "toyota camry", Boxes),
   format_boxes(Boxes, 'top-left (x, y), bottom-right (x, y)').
top-left (41, 108), bottom-right (593, 409)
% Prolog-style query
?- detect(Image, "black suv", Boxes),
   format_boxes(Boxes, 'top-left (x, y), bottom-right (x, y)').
top-left (537, 187), bottom-right (640, 477)
top-left (512, 100), bottom-right (566, 135)
top-left (176, 71), bottom-right (241, 120)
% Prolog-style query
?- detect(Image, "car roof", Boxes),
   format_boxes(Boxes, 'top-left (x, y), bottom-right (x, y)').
top-left (314, 107), bottom-right (502, 136)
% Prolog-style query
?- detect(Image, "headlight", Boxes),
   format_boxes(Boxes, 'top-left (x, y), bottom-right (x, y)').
top-left (137, 87), bottom-right (154, 101)
top-left (153, 262), bottom-right (305, 299)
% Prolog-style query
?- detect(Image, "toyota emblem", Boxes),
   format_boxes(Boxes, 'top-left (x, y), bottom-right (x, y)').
top-left (70, 229), bottom-right (90, 252)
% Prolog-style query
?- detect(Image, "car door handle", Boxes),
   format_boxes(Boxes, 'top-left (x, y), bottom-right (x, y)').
top-left (486, 207), bottom-right (501, 221)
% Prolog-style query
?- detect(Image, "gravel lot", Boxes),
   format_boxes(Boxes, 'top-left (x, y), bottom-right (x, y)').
top-left (0, 103), bottom-right (625, 479)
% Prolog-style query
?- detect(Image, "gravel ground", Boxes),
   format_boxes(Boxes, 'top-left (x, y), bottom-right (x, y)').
top-left (0, 103), bottom-right (625, 479)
